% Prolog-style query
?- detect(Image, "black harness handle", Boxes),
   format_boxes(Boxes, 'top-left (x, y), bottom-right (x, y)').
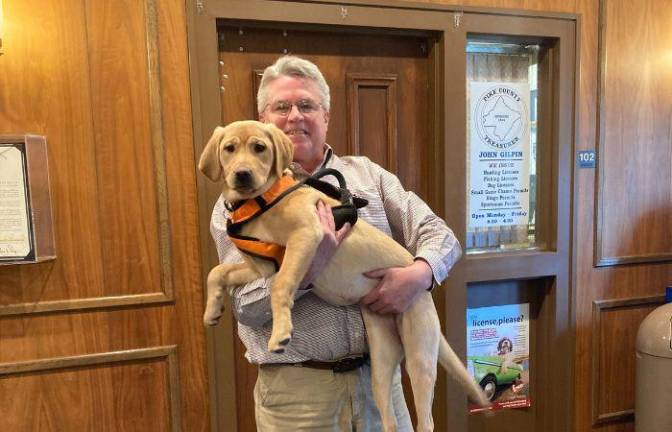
top-left (305, 168), bottom-right (368, 230)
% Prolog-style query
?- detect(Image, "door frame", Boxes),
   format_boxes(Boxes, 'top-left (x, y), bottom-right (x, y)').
top-left (186, 2), bottom-right (578, 431)
top-left (443, 14), bottom-right (577, 431)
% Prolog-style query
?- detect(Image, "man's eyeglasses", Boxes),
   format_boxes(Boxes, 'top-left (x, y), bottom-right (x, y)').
top-left (266, 99), bottom-right (322, 117)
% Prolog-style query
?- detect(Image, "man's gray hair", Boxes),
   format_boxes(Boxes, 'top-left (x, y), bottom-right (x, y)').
top-left (257, 56), bottom-right (331, 114)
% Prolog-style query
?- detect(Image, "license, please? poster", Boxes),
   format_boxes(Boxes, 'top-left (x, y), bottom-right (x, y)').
top-left (467, 303), bottom-right (531, 412)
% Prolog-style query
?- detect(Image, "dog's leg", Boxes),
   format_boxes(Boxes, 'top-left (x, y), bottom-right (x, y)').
top-left (398, 293), bottom-right (441, 432)
top-left (203, 262), bottom-right (264, 326)
top-left (361, 307), bottom-right (403, 432)
top-left (267, 226), bottom-right (322, 353)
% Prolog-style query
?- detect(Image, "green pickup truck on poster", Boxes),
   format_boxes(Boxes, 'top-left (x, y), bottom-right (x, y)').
top-left (467, 355), bottom-right (523, 401)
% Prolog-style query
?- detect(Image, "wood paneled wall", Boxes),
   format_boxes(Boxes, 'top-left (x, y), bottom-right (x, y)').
top-left (596, 0), bottom-right (672, 265)
top-left (1, 0), bottom-right (670, 430)
top-left (0, 0), bottom-right (208, 430)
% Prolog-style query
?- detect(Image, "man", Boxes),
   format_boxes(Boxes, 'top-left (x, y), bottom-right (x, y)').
top-left (210, 55), bottom-right (462, 431)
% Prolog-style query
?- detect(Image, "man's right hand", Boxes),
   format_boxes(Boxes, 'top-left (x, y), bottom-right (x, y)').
top-left (299, 200), bottom-right (351, 288)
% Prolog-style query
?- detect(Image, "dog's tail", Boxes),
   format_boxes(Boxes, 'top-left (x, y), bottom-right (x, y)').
top-left (438, 336), bottom-right (491, 408)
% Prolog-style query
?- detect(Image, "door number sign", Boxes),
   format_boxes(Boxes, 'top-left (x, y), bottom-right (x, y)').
top-left (577, 150), bottom-right (596, 168)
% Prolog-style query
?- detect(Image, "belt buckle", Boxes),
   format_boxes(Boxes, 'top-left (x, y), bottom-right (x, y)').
top-left (332, 356), bottom-right (363, 373)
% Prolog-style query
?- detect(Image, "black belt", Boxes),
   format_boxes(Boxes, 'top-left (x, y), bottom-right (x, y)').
top-left (262, 354), bottom-right (369, 373)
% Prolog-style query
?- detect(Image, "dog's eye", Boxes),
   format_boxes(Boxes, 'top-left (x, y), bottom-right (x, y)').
top-left (224, 144), bottom-right (235, 153)
top-left (253, 142), bottom-right (266, 153)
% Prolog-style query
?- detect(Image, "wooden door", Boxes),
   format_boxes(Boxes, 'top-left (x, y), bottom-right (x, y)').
top-left (208, 23), bottom-right (438, 431)
top-left (441, 14), bottom-right (575, 432)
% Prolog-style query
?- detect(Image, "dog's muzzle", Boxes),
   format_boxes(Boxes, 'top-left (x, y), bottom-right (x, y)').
top-left (234, 170), bottom-right (253, 189)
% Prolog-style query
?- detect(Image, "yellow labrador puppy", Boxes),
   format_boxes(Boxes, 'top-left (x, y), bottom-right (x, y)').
top-left (200, 120), bottom-right (489, 431)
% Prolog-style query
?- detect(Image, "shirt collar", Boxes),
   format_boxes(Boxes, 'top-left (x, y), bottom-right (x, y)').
top-left (289, 145), bottom-right (333, 179)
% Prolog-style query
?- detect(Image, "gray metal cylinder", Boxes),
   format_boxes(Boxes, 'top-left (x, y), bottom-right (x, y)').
top-left (635, 301), bottom-right (672, 432)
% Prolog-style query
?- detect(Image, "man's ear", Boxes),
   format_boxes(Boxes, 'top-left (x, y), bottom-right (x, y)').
top-left (198, 126), bottom-right (227, 182)
top-left (264, 123), bottom-right (294, 178)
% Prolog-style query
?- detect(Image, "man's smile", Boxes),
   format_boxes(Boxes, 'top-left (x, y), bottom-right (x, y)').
top-left (285, 129), bottom-right (309, 136)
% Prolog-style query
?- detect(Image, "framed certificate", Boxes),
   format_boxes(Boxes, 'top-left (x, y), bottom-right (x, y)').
top-left (0, 136), bottom-right (55, 264)
top-left (0, 143), bottom-right (34, 261)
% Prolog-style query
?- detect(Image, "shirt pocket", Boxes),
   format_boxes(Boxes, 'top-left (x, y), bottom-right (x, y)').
top-left (354, 186), bottom-right (393, 237)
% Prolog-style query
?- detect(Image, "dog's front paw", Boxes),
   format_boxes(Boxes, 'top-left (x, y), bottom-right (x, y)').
top-left (203, 299), bottom-right (224, 326)
top-left (268, 323), bottom-right (293, 354)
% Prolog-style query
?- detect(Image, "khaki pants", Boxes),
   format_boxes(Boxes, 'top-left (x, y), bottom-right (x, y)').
top-left (254, 363), bottom-right (412, 432)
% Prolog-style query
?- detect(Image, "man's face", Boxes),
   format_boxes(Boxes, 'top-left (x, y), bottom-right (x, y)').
top-left (259, 75), bottom-right (330, 172)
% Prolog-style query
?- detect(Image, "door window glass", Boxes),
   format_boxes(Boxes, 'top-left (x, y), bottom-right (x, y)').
top-left (466, 41), bottom-right (540, 253)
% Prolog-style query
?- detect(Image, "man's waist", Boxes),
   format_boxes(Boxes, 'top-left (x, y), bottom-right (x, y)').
top-left (259, 354), bottom-right (370, 373)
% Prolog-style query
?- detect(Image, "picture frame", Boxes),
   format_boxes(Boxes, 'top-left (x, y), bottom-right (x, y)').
top-left (0, 135), bottom-right (55, 264)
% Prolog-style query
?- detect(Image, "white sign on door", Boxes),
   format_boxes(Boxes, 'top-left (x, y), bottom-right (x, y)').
top-left (469, 82), bottom-right (530, 229)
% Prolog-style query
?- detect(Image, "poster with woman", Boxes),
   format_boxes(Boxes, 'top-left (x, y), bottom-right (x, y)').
top-left (467, 303), bottom-right (531, 412)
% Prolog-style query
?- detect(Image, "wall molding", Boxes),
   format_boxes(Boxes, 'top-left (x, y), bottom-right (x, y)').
top-left (590, 295), bottom-right (665, 425)
top-left (0, 292), bottom-right (173, 317)
top-left (0, 0), bottom-right (174, 317)
top-left (144, 0), bottom-right (175, 298)
top-left (0, 345), bottom-right (182, 431)
top-left (346, 73), bottom-right (398, 172)
top-left (593, 0), bottom-right (672, 267)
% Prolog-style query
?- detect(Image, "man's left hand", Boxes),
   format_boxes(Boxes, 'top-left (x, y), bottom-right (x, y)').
top-left (360, 260), bottom-right (433, 314)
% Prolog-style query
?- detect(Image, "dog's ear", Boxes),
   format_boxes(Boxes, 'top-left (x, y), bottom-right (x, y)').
top-left (264, 123), bottom-right (294, 178)
top-left (199, 126), bottom-right (227, 182)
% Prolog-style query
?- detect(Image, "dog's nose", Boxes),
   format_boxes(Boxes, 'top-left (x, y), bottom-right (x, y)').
top-left (234, 170), bottom-right (253, 188)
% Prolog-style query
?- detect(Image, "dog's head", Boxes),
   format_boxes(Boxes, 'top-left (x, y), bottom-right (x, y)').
top-left (497, 337), bottom-right (513, 354)
top-left (199, 120), bottom-right (294, 202)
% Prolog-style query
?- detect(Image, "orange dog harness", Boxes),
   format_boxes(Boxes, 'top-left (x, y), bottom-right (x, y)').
top-left (226, 176), bottom-right (297, 270)
top-left (226, 169), bottom-right (368, 271)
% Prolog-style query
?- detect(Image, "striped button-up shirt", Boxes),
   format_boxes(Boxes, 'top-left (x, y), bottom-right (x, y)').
top-left (210, 147), bottom-right (462, 364)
